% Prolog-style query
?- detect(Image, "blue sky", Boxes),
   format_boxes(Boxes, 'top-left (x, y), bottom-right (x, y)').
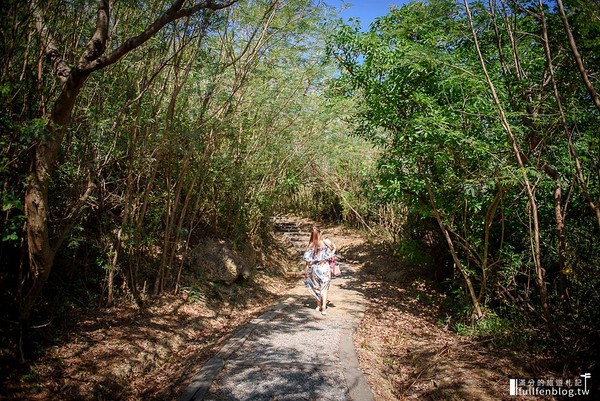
top-left (326, 0), bottom-right (415, 29)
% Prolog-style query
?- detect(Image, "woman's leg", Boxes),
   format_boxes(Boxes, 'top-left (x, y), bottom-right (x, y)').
top-left (326, 278), bottom-right (332, 308)
top-left (307, 264), bottom-right (320, 310)
top-left (321, 276), bottom-right (330, 314)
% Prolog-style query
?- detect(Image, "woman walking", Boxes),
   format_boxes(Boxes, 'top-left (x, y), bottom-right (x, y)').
top-left (304, 226), bottom-right (335, 315)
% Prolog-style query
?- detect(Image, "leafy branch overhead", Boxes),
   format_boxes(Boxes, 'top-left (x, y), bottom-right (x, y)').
top-left (0, 1), bottom-right (598, 393)
top-left (328, 0), bottom-right (599, 338)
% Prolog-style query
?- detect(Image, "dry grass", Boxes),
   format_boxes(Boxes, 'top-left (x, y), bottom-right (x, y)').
top-left (1, 232), bottom-right (302, 401)
top-left (326, 223), bottom-right (558, 401)
top-left (2, 220), bottom-right (562, 401)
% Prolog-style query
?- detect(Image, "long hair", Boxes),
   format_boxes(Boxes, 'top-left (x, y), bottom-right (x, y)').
top-left (308, 226), bottom-right (321, 253)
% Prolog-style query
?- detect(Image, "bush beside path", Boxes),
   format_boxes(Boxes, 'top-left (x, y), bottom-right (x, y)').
top-left (3, 216), bottom-right (559, 400)
top-left (273, 216), bottom-right (557, 400)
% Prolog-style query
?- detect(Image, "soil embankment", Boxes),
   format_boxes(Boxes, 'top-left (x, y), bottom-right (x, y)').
top-left (3, 216), bottom-right (558, 400)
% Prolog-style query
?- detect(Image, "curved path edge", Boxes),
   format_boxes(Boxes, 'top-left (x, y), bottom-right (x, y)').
top-left (179, 293), bottom-right (373, 401)
top-left (179, 217), bottom-right (374, 401)
top-left (179, 296), bottom-right (298, 401)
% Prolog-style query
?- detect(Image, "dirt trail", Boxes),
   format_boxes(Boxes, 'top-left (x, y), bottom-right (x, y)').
top-left (4, 216), bottom-right (555, 400)
top-left (179, 217), bottom-right (374, 401)
top-left (280, 216), bottom-right (550, 401)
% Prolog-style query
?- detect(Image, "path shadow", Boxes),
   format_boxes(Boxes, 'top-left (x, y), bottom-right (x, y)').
top-left (331, 239), bottom-right (536, 401)
top-left (200, 298), bottom-right (353, 401)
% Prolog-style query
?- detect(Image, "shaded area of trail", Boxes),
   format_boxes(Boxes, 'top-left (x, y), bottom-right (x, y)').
top-left (178, 216), bottom-right (590, 401)
top-left (179, 217), bottom-right (374, 401)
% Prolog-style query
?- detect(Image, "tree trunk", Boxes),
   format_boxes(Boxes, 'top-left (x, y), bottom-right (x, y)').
top-left (21, 70), bottom-right (90, 321)
top-left (21, 0), bottom-right (237, 321)
top-left (478, 186), bottom-right (503, 303)
top-left (423, 173), bottom-right (483, 319)
top-left (463, 0), bottom-right (552, 327)
top-left (171, 174), bottom-right (198, 294)
top-left (154, 154), bottom-right (190, 295)
top-left (538, 0), bottom-right (575, 302)
top-left (554, 186), bottom-right (568, 301)
top-left (539, 0), bottom-right (600, 230)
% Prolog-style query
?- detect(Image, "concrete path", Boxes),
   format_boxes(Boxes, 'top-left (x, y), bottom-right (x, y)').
top-left (179, 218), bottom-right (374, 401)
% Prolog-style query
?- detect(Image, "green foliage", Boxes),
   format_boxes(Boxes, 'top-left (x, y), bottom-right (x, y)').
top-left (1, 192), bottom-right (24, 242)
top-left (0, 0), bottom-right (597, 378)
top-left (184, 285), bottom-right (207, 304)
top-left (455, 312), bottom-right (509, 339)
top-left (1, 0), bottom-right (367, 322)
top-left (394, 239), bottom-right (434, 265)
top-left (328, 0), bottom-right (600, 365)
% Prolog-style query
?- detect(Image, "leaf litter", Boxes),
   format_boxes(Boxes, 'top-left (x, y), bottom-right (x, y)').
top-left (3, 218), bottom-right (560, 400)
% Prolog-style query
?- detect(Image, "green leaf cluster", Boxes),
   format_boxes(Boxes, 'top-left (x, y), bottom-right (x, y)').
top-left (329, 0), bottom-right (600, 356)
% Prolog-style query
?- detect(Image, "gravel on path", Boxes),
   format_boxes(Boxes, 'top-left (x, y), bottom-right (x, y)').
top-left (179, 218), bottom-right (374, 401)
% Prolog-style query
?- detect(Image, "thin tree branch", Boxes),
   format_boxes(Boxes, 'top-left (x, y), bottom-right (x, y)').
top-left (83, 0), bottom-right (238, 73)
top-left (33, 3), bottom-right (71, 83)
top-left (555, 0), bottom-right (600, 112)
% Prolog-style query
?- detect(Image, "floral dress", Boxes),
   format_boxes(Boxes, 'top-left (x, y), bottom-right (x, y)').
top-left (303, 243), bottom-right (334, 302)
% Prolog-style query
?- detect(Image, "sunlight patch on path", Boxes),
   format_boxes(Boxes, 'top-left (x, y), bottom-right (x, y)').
top-left (179, 217), bottom-right (374, 401)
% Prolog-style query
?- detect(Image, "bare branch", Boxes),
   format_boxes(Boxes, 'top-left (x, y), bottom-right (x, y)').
top-left (83, 0), bottom-right (238, 73)
top-left (463, 0), bottom-right (551, 326)
top-left (33, 3), bottom-right (71, 83)
top-left (556, 0), bottom-right (600, 112)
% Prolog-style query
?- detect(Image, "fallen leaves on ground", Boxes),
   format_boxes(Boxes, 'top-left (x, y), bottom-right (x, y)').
top-left (2, 232), bottom-right (301, 401)
top-left (2, 219), bottom-right (560, 400)
top-left (331, 224), bottom-right (557, 401)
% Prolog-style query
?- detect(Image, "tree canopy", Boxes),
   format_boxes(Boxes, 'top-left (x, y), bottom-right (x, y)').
top-left (328, 0), bottom-right (599, 367)
top-left (0, 0), bottom-right (598, 384)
